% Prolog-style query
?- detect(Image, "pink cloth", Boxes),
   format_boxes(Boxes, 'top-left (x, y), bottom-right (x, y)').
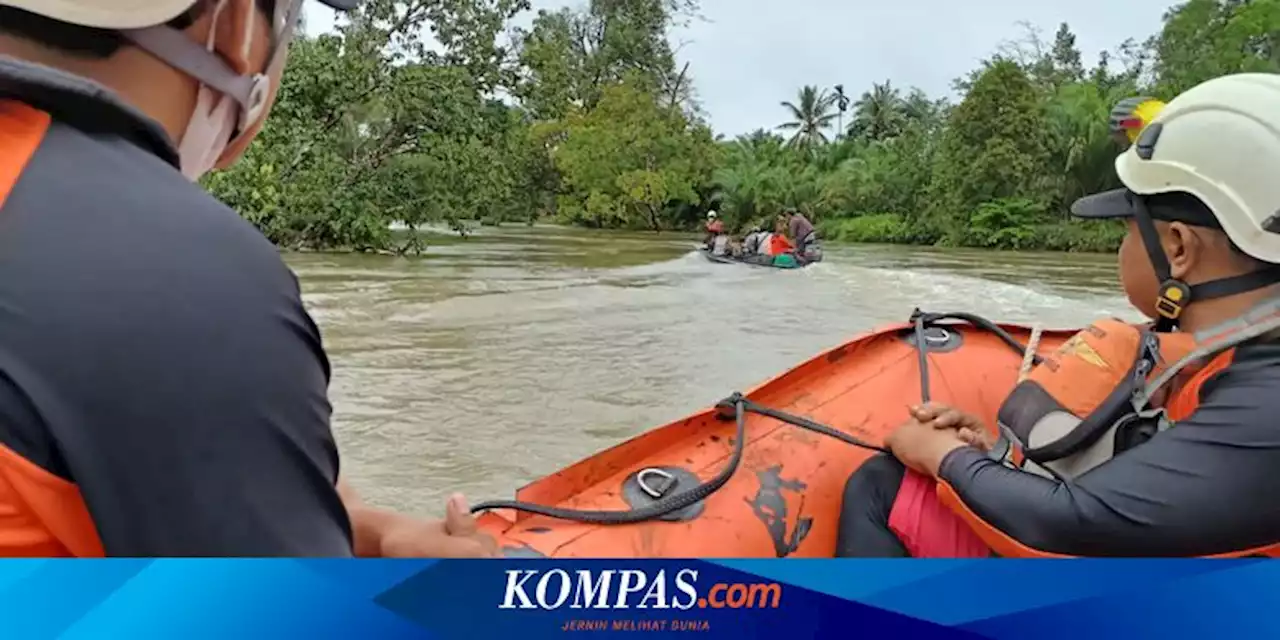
top-left (888, 469), bottom-right (991, 558)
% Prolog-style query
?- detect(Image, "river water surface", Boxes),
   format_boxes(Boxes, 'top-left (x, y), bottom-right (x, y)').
top-left (287, 226), bottom-right (1139, 515)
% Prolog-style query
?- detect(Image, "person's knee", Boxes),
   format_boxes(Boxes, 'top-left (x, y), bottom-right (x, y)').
top-left (835, 454), bottom-right (910, 557)
top-left (842, 454), bottom-right (905, 505)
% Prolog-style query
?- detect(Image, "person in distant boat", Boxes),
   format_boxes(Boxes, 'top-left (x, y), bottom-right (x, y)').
top-left (766, 216), bottom-right (795, 256)
top-left (703, 210), bottom-right (728, 255)
top-left (703, 210), bottom-right (724, 243)
top-left (741, 224), bottom-right (768, 256)
top-left (835, 73), bottom-right (1280, 558)
top-left (754, 223), bottom-right (776, 255)
top-left (785, 209), bottom-right (821, 262)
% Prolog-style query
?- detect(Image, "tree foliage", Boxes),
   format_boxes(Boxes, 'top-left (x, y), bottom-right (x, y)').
top-left (552, 77), bottom-right (716, 229)
top-left (717, 1), bottom-right (1279, 251)
top-left (207, 0), bottom-right (1280, 253)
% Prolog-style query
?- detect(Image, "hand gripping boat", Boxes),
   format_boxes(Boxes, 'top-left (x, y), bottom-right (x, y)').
top-left (473, 310), bottom-right (1072, 558)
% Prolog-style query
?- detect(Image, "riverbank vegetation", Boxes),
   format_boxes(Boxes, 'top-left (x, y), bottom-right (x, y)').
top-left (206, 0), bottom-right (1280, 253)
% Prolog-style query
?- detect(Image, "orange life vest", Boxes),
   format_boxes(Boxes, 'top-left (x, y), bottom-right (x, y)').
top-left (767, 234), bottom-right (792, 256)
top-left (991, 318), bottom-right (1196, 477)
top-left (939, 307), bottom-right (1280, 558)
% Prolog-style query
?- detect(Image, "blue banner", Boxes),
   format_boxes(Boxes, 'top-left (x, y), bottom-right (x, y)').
top-left (2, 559), bottom-right (1277, 638)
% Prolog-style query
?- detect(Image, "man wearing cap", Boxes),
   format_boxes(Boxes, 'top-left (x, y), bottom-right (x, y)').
top-left (836, 73), bottom-right (1280, 558)
top-left (0, 1), bottom-right (496, 556)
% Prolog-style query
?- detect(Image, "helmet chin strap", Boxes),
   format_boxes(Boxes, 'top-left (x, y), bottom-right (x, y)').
top-left (1133, 195), bottom-right (1280, 331)
top-left (120, 0), bottom-right (304, 140)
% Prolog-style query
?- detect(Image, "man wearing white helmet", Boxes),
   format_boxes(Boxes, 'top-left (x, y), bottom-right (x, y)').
top-left (703, 209), bottom-right (726, 253)
top-left (0, 1), bottom-right (496, 556)
top-left (838, 73), bottom-right (1280, 558)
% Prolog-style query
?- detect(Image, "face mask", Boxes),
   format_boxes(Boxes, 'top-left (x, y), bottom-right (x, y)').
top-left (123, 1), bottom-right (302, 180)
top-left (178, 86), bottom-right (239, 180)
top-left (176, 0), bottom-right (253, 181)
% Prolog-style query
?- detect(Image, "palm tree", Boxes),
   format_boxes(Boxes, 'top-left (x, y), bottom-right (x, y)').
top-left (901, 88), bottom-right (946, 129)
top-left (1045, 82), bottom-right (1132, 213)
top-left (849, 80), bottom-right (906, 141)
top-left (726, 129), bottom-right (789, 165)
top-left (777, 86), bottom-right (838, 149)
top-left (712, 159), bottom-right (793, 229)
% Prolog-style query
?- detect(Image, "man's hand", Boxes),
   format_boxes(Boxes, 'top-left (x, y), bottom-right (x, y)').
top-left (907, 402), bottom-right (996, 452)
top-left (341, 478), bottom-right (500, 558)
top-left (377, 494), bottom-right (500, 558)
top-left (908, 402), bottom-right (986, 433)
top-left (955, 427), bottom-right (996, 451)
top-left (885, 417), bottom-right (972, 477)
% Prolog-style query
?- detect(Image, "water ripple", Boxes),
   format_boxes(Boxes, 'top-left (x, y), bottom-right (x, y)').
top-left (290, 228), bottom-right (1135, 514)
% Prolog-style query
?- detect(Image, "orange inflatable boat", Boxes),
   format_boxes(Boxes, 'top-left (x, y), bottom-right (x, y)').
top-left (473, 310), bottom-right (1074, 558)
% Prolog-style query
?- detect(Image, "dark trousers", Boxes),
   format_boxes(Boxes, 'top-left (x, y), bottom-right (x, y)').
top-left (834, 454), bottom-right (910, 557)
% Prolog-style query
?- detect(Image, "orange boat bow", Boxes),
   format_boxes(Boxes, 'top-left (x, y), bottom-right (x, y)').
top-left (477, 318), bottom-right (1073, 558)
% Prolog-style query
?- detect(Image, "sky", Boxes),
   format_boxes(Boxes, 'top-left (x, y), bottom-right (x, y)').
top-left (304, 0), bottom-right (1177, 137)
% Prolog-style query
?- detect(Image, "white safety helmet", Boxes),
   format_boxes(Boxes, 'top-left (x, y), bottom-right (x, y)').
top-left (707, 210), bottom-right (717, 219)
top-left (1123, 73), bottom-right (1280, 263)
top-left (1076, 73), bottom-right (1280, 262)
top-left (1072, 73), bottom-right (1280, 327)
top-left (0, 0), bottom-right (359, 179)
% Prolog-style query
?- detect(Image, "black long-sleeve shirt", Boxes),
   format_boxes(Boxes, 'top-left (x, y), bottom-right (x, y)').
top-left (0, 57), bottom-right (351, 556)
top-left (939, 342), bottom-right (1280, 556)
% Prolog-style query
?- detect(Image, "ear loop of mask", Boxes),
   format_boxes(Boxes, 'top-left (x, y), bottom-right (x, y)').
top-left (229, 0), bottom-right (303, 140)
top-left (171, 0), bottom-right (241, 178)
top-left (213, 0), bottom-right (302, 162)
top-left (120, 0), bottom-right (303, 138)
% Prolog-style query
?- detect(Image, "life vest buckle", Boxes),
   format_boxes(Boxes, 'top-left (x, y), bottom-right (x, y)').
top-left (988, 428), bottom-right (1026, 470)
top-left (1111, 408), bottom-right (1168, 455)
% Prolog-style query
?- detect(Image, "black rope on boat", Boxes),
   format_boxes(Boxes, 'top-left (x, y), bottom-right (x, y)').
top-left (469, 311), bottom-right (1033, 524)
top-left (468, 393), bottom-right (749, 524)
top-left (907, 308), bottom-right (1040, 406)
top-left (911, 310), bottom-right (1041, 365)
top-left (914, 311), bottom-right (933, 404)
top-left (467, 394), bottom-right (888, 524)
top-left (739, 398), bottom-right (888, 454)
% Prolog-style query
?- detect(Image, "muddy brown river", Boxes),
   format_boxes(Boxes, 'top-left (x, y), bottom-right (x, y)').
top-left (287, 226), bottom-right (1137, 516)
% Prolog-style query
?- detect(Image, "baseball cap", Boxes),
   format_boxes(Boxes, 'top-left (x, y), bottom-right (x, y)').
top-left (0, 0), bottom-right (360, 30)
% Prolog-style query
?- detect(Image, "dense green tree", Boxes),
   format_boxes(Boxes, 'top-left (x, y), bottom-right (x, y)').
top-left (1151, 0), bottom-right (1280, 96)
top-left (1050, 23), bottom-right (1086, 85)
top-left (551, 77), bottom-right (716, 230)
top-left (514, 0), bottom-right (695, 119)
top-left (205, 0), bottom-right (1279, 254)
top-left (716, 0), bottom-right (1276, 251)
